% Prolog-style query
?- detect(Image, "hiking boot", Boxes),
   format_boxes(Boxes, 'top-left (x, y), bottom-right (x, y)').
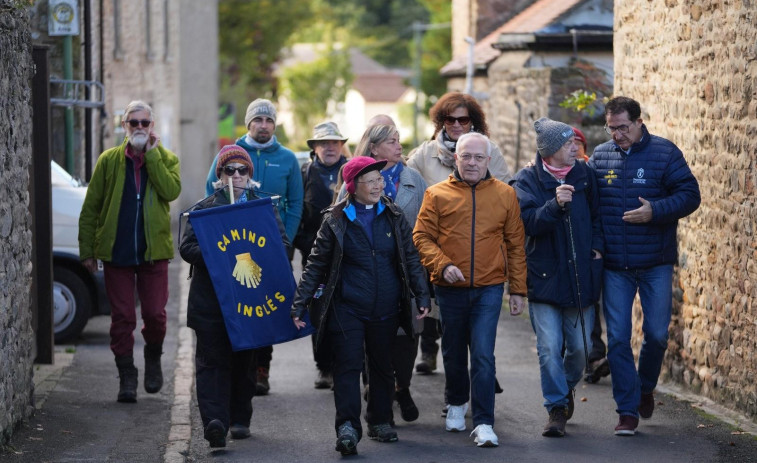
top-left (335, 421), bottom-right (359, 455)
top-left (470, 424), bottom-right (498, 447)
top-left (395, 388), bottom-right (419, 422)
top-left (230, 423), bottom-right (250, 439)
top-left (639, 392), bottom-right (655, 419)
top-left (566, 388), bottom-right (575, 420)
top-left (614, 415), bottom-right (639, 436)
top-left (415, 354), bottom-right (436, 374)
top-left (204, 419), bottom-right (227, 448)
top-left (542, 407), bottom-right (568, 437)
top-left (314, 370), bottom-right (333, 389)
top-left (585, 357), bottom-right (611, 384)
top-left (445, 403), bottom-right (468, 432)
top-left (367, 423), bottom-right (398, 442)
top-left (144, 344), bottom-right (163, 393)
top-left (115, 355), bottom-right (138, 403)
top-left (256, 366), bottom-right (270, 395)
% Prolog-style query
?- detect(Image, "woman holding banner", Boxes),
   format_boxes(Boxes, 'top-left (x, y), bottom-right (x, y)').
top-left (180, 145), bottom-right (289, 448)
top-left (291, 156), bottom-right (430, 456)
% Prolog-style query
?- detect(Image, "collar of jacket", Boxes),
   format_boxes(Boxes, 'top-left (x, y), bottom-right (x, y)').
top-left (236, 135), bottom-right (281, 153)
top-left (450, 168), bottom-right (493, 186)
top-left (533, 154), bottom-right (587, 189)
top-left (344, 198), bottom-right (386, 222)
top-left (614, 123), bottom-right (651, 154)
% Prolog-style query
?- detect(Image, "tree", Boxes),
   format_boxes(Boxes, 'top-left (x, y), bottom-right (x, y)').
top-left (278, 44), bottom-right (353, 146)
top-left (218, 0), bottom-right (312, 121)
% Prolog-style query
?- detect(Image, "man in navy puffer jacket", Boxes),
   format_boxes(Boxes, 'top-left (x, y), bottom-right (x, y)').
top-left (588, 96), bottom-right (700, 436)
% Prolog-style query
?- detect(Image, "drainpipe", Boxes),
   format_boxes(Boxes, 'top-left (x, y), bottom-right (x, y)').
top-left (514, 100), bottom-right (522, 171)
top-left (464, 36), bottom-right (475, 95)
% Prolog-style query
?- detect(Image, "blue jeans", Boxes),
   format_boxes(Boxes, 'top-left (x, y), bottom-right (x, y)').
top-left (529, 302), bottom-right (593, 412)
top-left (435, 284), bottom-right (503, 426)
top-left (603, 265), bottom-right (673, 417)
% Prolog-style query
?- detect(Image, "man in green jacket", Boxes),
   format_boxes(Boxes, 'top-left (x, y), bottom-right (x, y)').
top-left (79, 100), bottom-right (181, 403)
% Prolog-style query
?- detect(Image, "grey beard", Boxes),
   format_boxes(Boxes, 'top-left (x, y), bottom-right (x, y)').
top-left (129, 133), bottom-right (148, 150)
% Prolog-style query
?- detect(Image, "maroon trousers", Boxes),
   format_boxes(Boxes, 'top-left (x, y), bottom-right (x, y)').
top-left (104, 260), bottom-right (169, 357)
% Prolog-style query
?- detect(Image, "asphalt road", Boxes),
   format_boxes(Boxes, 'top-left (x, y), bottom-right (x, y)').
top-left (3, 255), bottom-right (757, 462)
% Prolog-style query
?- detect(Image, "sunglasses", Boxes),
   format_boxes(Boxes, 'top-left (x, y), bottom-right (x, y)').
top-left (125, 119), bottom-right (152, 128)
top-left (443, 116), bottom-right (471, 126)
top-left (223, 165), bottom-right (250, 176)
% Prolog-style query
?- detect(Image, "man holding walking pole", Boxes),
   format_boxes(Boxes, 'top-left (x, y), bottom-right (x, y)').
top-left (512, 117), bottom-right (604, 437)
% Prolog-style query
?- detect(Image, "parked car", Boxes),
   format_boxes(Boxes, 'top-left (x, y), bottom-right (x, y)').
top-left (51, 160), bottom-right (109, 343)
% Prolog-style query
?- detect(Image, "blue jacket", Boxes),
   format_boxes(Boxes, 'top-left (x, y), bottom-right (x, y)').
top-left (512, 157), bottom-right (603, 308)
top-left (588, 125), bottom-right (700, 270)
top-left (205, 136), bottom-right (304, 241)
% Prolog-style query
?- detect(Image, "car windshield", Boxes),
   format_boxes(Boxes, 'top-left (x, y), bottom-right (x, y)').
top-left (51, 160), bottom-right (82, 187)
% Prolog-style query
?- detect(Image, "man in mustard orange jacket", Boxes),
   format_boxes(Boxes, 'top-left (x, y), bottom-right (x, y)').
top-left (414, 132), bottom-right (526, 448)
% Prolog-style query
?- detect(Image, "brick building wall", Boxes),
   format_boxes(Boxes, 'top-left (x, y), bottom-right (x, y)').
top-left (614, 0), bottom-right (757, 420)
top-left (0, 0), bottom-right (36, 444)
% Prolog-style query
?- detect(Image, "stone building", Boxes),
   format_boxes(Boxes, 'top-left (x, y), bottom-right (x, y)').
top-left (443, 0), bottom-right (614, 172)
top-left (614, 1), bottom-right (757, 421)
top-left (30, 0), bottom-right (218, 212)
top-left (0, 0), bottom-right (219, 443)
top-left (0, 1), bottom-right (36, 444)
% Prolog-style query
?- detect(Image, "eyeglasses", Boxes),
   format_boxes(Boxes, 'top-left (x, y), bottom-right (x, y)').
top-left (604, 123), bottom-right (634, 135)
top-left (458, 154), bottom-right (488, 163)
top-left (125, 119), bottom-right (152, 128)
top-left (444, 116), bottom-right (471, 126)
top-left (356, 177), bottom-right (385, 187)
top-left (223, 165), bottom-right (250, 176)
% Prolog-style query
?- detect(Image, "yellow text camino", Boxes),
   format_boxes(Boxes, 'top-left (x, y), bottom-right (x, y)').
top-left (217, 228), bottom-right (268, 252)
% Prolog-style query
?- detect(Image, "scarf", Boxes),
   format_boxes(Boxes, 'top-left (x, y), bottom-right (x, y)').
top-left (542, 160), bottom-right (573, 181)
top-left (244, 134), bottom-right (277, 151)
top-left (435, 130), bottom-right (457, 167)
top-left (381, 162), bottom-right (403, 200)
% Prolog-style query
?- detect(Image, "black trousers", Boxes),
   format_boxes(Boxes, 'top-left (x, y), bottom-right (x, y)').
top-left (330, 315), bottom-right (397, 439)
top-left (419, 316), bottom-right (441, 356)
top-left (393, 334), bottom-right (418, 389)
top-left (312, 330), bottom-right (333, 373)
top-left (255, 345), bottom-right (273, 369)
top-left (194, 328), bottom-right (257, 430)
top-left (588, 301), bottom-right (607, 362)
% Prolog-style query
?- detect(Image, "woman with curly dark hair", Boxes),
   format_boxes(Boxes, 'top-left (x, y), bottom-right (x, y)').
top-left (407, 92), bottom-right (511, 187)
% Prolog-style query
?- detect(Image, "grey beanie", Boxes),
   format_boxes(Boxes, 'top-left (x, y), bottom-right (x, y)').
top-left (245, 98), bottom-right (277, 128)
top-left (533, 117), bottom-right (575, 158)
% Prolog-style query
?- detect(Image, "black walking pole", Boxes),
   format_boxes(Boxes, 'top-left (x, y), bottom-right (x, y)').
top-left (565, 202), bottom-right (590, 368)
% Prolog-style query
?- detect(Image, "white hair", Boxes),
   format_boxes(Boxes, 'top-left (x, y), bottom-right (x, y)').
top-left (456, 132), bottom-right (491, 157)
top-left (124, 100), bottom-right (154, 119)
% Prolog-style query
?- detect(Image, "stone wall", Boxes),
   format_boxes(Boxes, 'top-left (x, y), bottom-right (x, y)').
top-left (614, 0), bottom-right (757, 420)
top-left (484, 52), bottom-right (613, 173)
top-left (0, 0), bottom-right (37, 444)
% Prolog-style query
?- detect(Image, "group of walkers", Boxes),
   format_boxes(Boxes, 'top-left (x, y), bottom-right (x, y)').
top-left (78, 92), bottom-right (700, 456)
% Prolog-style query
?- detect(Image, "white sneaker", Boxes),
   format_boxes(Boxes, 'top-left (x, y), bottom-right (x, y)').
top-left (471, 424), bottom-right (498, 447)
top-left (445, 403), bottom-right (468, 431)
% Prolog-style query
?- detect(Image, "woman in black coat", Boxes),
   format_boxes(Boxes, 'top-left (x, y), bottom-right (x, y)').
top-left (180, 145), bottom-right (289, 448)
top-left (291, 157), bottom-right (430, 456)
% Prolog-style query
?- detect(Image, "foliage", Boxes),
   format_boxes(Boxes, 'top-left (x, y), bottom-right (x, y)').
top-left (418, 0), bottom-right (451, 106)
top-left (323, 0), bottom-right (429, 68)
top-left (218, 0), bottom-right (312, 120)
top-left (559, 90), bottom-right (599, 116)
top-left (279, 45), bottom-right (353, 145)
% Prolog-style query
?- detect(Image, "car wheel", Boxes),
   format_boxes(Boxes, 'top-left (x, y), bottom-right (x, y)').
top-left (53, 265), bottom-right (92, 343)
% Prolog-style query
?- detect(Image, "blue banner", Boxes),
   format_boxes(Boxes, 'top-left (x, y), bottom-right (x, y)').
top-left (188, 197), bottom-right (314, 351)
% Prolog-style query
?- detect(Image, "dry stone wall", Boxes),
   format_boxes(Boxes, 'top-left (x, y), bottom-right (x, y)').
top-left (0, 0), bottom-right (37, 444)
top-left (614, 0), bottom-right (757, 420)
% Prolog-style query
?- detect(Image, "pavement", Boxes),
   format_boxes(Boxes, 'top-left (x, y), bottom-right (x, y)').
top-left (4, 255), bottom-right (757, 462)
